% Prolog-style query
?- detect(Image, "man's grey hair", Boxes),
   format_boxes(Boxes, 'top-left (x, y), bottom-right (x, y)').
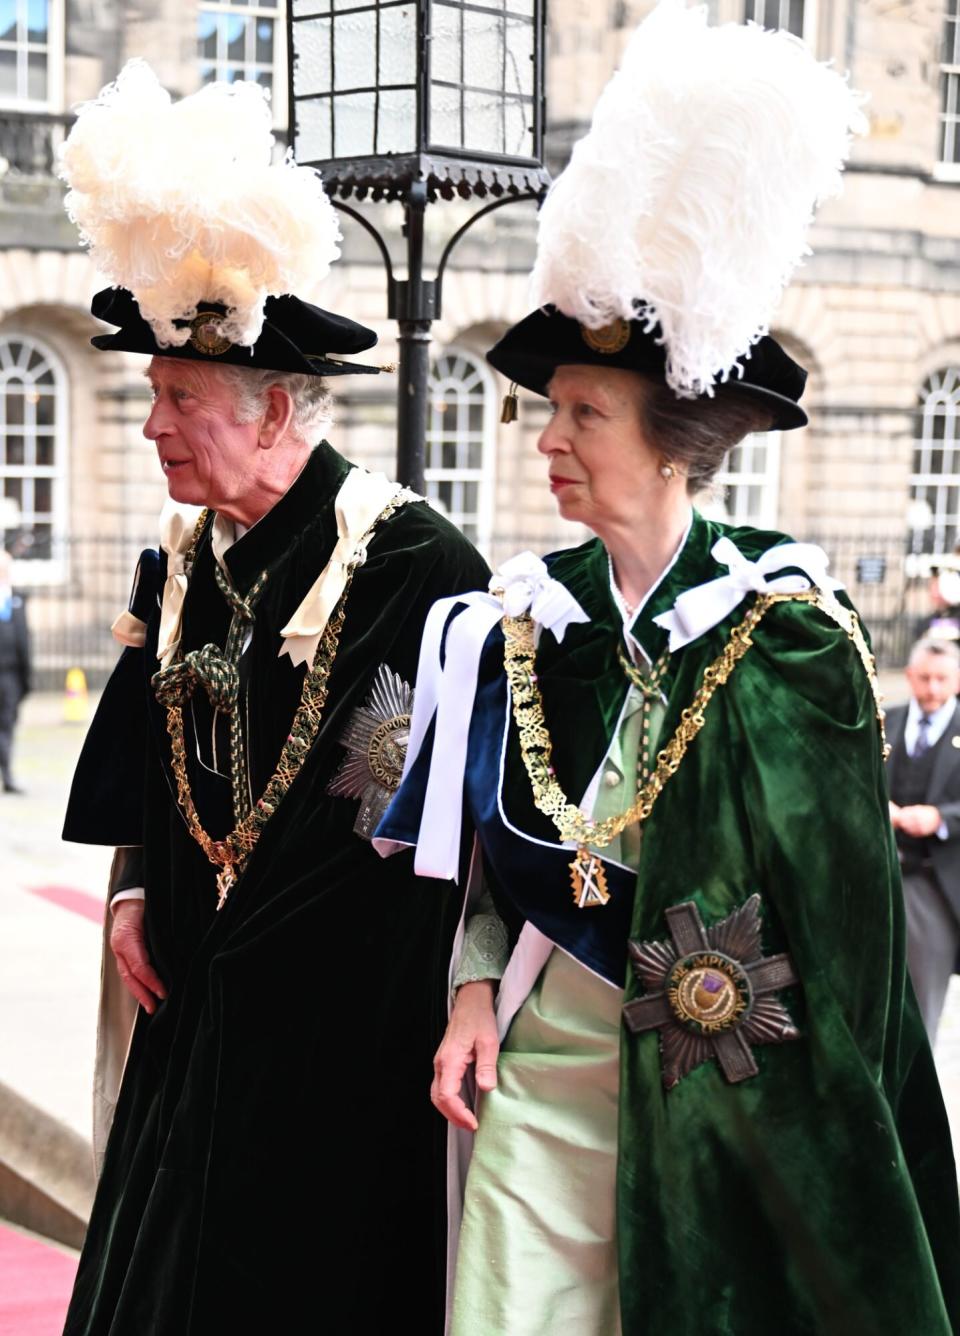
top-left (908, 636), bottom-right (960, 668)
top-left (216, 365), bottom-right (335, 442)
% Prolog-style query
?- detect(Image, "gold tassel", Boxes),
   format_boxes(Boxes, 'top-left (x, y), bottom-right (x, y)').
top-left (500, 382), bottom-right (519, 424)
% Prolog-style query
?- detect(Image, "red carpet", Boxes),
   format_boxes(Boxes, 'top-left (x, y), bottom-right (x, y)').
top-left (28, 885), bottom-right (104, 925)
top-left (0, 1224), bottom-right (77, 1334)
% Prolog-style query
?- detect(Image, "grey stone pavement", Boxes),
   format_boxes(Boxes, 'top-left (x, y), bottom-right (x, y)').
top-left (2, 678), bottom-right (960, 1154)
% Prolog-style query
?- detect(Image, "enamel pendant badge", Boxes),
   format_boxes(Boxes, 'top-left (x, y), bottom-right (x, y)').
top-left (570, 845), bottom-right (611, 908)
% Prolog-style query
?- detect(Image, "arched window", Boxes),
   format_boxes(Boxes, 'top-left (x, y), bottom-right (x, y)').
top-left (940, 0), bottom-right (960, 170)
top-left (909, 367), bottom-right (960, 554)
top-left (743, 0), bottom-right (809, 40)
top-left (0, 333), bottom-right (67, 567)
top-left (713, 430), bottom-right (781, 527)
top-left (426, 348), bottom-right (495, 551)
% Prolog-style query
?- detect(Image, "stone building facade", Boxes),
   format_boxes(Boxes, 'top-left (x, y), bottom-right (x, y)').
top-left (1, 0), bottom-right (959, 677)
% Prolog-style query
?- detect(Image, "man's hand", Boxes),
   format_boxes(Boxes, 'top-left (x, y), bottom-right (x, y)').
top-left (110, 900), bottom-right (167, 1014)
top-left (431, 980), bottom-right (499, 1132)
top-left (896, 804), bottom-right (943, 839)
top-left (889, 800), bottom-right (902, 828)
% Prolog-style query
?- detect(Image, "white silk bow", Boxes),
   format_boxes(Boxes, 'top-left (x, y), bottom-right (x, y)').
top-left (373, 552), bottom-right (589, 881)
top-left (653, 536), bottom-right (844, 651)
top-left (279, 468), bottom-right (405, 669)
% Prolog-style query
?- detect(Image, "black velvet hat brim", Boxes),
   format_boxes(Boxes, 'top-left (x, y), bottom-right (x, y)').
top-left (487, 308), bottom-right (808, 431)
top-left (89, 288), bottom-right (382, 378)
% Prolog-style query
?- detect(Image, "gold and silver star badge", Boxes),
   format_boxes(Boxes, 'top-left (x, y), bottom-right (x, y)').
top-left (623, 895), bottom-right (800, 1088)
top-left (327, 664), bottom-right (413, 840)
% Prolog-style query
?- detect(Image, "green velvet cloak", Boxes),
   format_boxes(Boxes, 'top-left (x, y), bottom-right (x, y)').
top-left (494, 515), bottom-right (960, 1334)
top-left (62, 444), bottom-right (490, 1336)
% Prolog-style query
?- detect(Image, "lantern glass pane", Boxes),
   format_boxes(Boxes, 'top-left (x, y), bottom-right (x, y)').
top-left (430, 81), bottom-right (462, 147)
top-left (333, 90), bottom-right (376, 155)
top-left (505, 15), bottom-right (533, 96)
top-left (295, 96), bottom-right (333, 159)
top-left (292, 0), bottom-right (327, 14)
top-left (463, 88), bottom-right (501, 154)
top-left (431, 2), bottom-right (462, 83)
top-left (463, 6), bottom-right (503, 91)
top-left (333, 0), bottom-right (371, 10)
top-left (379, 4), bottom-right (417, 84)
top-left (292, 17), bottom-right (332, 96)
top-left (504, 94), bottom-right (529, 155)
top-left (506, 0), bottom-right (535, 14)
top-left (377, 87), bottom-right (417, 152)
top-left (334, 10), bottom-right (376, 90)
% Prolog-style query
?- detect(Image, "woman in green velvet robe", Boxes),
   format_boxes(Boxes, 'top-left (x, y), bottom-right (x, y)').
top-left (375, 306), bottom-right (960, 1334)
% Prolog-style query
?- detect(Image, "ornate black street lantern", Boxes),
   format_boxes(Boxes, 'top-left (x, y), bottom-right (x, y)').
top-left (288, 0), bottom-right (549, 492)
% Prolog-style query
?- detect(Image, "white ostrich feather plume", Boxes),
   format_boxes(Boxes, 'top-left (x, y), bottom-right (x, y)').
top-left (530, 0), bottom-right (867, 396)
top-left (58, 60), bottom-right (341, 348)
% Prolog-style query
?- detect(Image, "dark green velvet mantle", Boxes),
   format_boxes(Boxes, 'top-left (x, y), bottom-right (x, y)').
top-left (62, 444), bottom-right (490, 1336)
top-left (495, 515), bottom-right (960, 1334)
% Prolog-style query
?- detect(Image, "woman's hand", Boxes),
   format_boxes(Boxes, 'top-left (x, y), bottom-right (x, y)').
top-left (431, 980), bottom-right (500, 1132)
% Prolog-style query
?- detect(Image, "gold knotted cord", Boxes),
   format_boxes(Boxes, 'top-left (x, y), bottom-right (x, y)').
top-left (501, 588), bottom-right (887, 904)
top-left (161, 492), bottom-right (410, 910)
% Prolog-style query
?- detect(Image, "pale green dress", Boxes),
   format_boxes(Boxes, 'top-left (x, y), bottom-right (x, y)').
top-left (449, 689), bottom-right (662, 1336)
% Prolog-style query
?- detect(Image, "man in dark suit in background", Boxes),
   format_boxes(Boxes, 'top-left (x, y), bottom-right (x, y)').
top-left (887, 636), bottom-right (960, 1041)
top-left (0, 548), bottom-right (30, 795)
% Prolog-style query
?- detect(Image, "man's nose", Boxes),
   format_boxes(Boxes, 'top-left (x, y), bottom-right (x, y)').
top-left (143, 399), bottom-right (168, 441)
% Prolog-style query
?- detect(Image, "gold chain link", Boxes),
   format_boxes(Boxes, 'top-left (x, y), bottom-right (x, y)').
top-left (502, 588), bottom-right (887, 851)
top-left (163, 491), bottom-right (410, 907)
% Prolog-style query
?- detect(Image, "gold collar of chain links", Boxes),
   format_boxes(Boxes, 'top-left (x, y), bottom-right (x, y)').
top-left (501, 587), bottom-right (887, 907)
top-left (163, 493), bottom-right (410, 910)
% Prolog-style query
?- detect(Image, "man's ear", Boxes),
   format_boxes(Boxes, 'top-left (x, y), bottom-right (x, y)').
top-left (258, 385), bottom-right (295, 449)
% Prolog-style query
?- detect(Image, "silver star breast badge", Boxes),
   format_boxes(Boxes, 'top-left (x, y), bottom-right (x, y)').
top-left (327, 664), bottom-right (414, 840)
top-left (623, 894), bottom-right (800, 1089)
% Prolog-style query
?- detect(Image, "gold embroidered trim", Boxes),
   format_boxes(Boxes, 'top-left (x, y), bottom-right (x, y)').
top-left (502, 588), bottom-right (887, 856)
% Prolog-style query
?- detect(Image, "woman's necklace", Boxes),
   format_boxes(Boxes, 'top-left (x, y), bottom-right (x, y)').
top-left (501, 593), bottom-right (792, 909)
top-left (152, 493), bottom-right (407, 910)
top-left (616, 642), bottom-right (670, 788)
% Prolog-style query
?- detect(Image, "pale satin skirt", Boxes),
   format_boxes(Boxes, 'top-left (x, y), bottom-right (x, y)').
top-left (451, 947), bottom-right (623, 1336)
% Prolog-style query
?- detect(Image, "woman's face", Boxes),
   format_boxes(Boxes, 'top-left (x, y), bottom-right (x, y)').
top-left (538, 365), bottom-right (665, 532)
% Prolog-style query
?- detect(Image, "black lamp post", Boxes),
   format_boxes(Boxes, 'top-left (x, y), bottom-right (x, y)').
top-left (287, 0), bottom-right (550, 493)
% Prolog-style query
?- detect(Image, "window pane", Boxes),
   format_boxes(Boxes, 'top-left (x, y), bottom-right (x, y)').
top-left (0, 49), bottom-right (16, 98)
top-left (26, 0), bottom-right (48, 42)
top-left (4, 477), bottom-right (22, 504)
top-left (27, 48), bottom-right (46, 99)
top-left (6, 390), bottom-right (24, 426)
top-left (0, 0), bottom-right (15, 43)
top-left (34, 475), bottom-right (51, 513)
top-left (198, 13), bottom-right (218, 58)
top-left (35, 393), bottom-right (54, 425)
top-left (256, 18), bottom-right (273, 62)
top-left (4, 435), bottom-right (23, 465)
top-left (35, 436), bottom-right (53, 466)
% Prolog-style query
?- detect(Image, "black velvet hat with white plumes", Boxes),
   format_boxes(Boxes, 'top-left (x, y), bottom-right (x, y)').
top-left (488, 2), bottom-right (866, 434)
top-left (487, 307), bottom-right (809, 431)
top-left (90, 287), bottom-right (382, 379)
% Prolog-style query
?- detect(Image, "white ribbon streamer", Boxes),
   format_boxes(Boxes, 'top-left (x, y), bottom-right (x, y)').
top-left (376, 552), bottom-right (590, 880)
top-left (279, 469), bottom-right (405, 669)
top-left (653, 536), bottom-right (844, 651)
top-left (157, 499), bottom-right (205, 668)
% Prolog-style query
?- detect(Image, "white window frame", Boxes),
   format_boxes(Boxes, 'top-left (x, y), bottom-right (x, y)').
top-left (743, 0), bottom-right (817, 44)
top-left (426, 347), bottom-right (496, 555)
top-left (909, 367), bottom-right (960, 555)
top-left (936, 0), bottom-right (960, 180)
top-left (197, 0), bottom-right (286, 127)
top-left (712, 429), bottom-right (782, 528)
top-left (0, 332), bottom-right (69, 585)
top-left (0, 0), bottom-right (64, 112)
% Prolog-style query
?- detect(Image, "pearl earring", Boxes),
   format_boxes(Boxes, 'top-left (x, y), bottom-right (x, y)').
top-left (659, 462), bottom-right (675, 480)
